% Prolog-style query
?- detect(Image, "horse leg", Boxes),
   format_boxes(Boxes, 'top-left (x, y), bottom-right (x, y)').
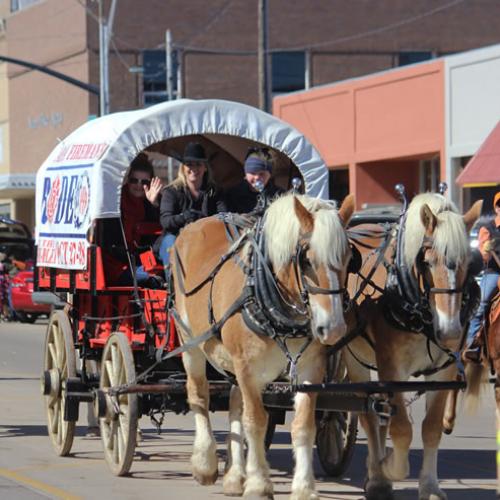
top-left (358, 411), bottom-right (394, 500)
top-left (381, 391), bottom-right (412, 482)
top-left (344, 349), bottom-right (393, 499)
top-left (235, 364), bottom-right (273, 499)
top-left (223, 384), bottom-right (246, 496)
top-left (183, 348), bottom-right (218, 485)
top-left (419, 367), bottom-right (455, 500)
top-left (442, 388), bottom-right (458, 435)
top-left (290, 351), bottom-right (325, 500)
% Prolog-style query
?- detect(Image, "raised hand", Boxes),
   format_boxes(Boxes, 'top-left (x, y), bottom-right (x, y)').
top-left (144, 176), bottom-right (163, 206)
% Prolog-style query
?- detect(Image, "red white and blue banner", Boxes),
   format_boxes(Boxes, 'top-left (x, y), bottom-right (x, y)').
top-left (36, 141), bottom-right (109, 269)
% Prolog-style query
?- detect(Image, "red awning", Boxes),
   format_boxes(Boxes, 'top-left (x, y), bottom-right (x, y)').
top-left (456, 120), bottom-right (500, 186)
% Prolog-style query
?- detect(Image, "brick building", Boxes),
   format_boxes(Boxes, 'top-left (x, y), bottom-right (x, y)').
top-left (2, 0), bottom-right (500, 227)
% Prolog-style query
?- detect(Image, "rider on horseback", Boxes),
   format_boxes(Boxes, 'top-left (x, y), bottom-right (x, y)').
top-left (465, 190), bottom-right (500, 361)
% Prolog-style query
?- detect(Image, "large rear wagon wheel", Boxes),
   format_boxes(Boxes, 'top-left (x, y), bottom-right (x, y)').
top-left (99, 333), bottom-right (138, 476)
top-left (42, 310), bottom-right (76, 456)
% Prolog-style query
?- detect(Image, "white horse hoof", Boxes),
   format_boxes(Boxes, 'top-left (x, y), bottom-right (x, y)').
top-left (419, 480), bottom-right (447, 500)
top-left (243, 494), bottom-right (273, 500)
top-left (223, 470), bottom-right (245, 496)
top-left (290, 488), bottom-right (319, 500)
top-left (243, 477), bottom-right (273, 499)
top-left (192, 453), bottom-right (218, 485)
top-left (419, 489), bottom-right (448, 500)
top-left (193, 467), bottom-right (218, 486)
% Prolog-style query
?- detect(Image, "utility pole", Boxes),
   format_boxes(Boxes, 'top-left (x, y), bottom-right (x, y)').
top-left (98, 0), bottom-right (117, 116)
top-left (176, 49), bottom-right (183, 99)
top-left (165, 29), bottom-right (173, 101)
top-left (258, 0), bottom-right (269, 112)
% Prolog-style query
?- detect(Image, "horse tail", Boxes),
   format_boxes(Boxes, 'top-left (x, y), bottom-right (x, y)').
top-left (463, 361), bottom-right (488, 414)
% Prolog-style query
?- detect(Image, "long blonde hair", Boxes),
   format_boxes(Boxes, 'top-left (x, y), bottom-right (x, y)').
top-left (168, 162), bottom-right (215, 191)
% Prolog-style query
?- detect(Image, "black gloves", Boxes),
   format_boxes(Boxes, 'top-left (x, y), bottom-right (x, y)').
top-left (182, 209), bottom-right (203, 224)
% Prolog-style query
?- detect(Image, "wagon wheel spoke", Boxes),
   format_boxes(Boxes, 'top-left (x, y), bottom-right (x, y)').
top-left (48, 342), bottom-right (57, 369)
top-left (50, 404), bottom-right (59, 434)
top-left (104, 360), bottom-right (115, 387)
top-left (117, 423), bottom-right (125, 463)
top-left (103, 421), bottom-right (113, 450)
top-left (52, 325), bottom-right (62, 366)
top-left (111, 345), bottom-right (123, 385)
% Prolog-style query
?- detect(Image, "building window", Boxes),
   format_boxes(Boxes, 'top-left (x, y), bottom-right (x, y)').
top-left (271, 51), bottom-right (305, 95)
top-left (398, 51), bottom-right (433, 67)
top-left (0, 203), bottom-right (10, 218)
top-left (142, 50), bottom-right (178, 107)
top-left (11, 0), bottom-right (40, 12)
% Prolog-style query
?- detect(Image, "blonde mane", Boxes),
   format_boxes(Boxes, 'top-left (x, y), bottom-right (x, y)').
top-left (404, 192), bottom-right (469, 268)
top-left (263, 194), bottom-right (349, 270)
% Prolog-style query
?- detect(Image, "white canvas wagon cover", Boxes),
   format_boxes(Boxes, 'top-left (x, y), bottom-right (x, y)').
top-left (35, 98), bottom-right (328, 270)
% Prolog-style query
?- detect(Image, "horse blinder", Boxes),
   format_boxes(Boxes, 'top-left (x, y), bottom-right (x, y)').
top-left (347, 244), bottom-right (362, 275)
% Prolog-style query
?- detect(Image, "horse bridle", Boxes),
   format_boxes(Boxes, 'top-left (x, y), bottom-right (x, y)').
top-left (293, 238), bottom-right (351, 314)
top-left (416, 236), bottom-right (465, 297)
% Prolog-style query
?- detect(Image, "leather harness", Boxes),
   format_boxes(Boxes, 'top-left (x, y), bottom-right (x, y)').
top-left (169, 212), bottom-right (351, 383)
top-left (349, 211), bottom-right (480, 377)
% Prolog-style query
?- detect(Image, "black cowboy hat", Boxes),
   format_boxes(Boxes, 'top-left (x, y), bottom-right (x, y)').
top-left (171, 142), bottom-right (209, 164)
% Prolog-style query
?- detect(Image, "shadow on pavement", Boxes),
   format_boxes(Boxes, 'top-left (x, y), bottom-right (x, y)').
top-left (0, 376), bottom-right (40, 381)
top-left (0, 424), bottom-right (48, 438)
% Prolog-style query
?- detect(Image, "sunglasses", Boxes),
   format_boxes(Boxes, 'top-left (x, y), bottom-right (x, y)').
top-left (129, 177), bottom-right (151, 187)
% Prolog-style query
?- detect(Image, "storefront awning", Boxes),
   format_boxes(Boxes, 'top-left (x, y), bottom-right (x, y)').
top-left (0, 174), bottom-right (36, 198)
top-left (456, 120), bottom-right (500, 187)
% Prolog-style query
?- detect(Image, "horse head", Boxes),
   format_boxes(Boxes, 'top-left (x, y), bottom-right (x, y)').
top-left (404, 193), bottom-right (482, 351)
top-left (264, 193), bottom-right (355, 345)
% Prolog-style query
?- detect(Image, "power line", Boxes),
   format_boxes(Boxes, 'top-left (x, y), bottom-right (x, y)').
top-left (110, 36), bottom-right (134, 71)
top-left (181, 0), bottom-right (233, 46)
top-left (273, 0), bottom-right (468, 51)
top-left (173, 0), bottom-right (468, 54)
top-left (73, 0), bottom-right (99, 23)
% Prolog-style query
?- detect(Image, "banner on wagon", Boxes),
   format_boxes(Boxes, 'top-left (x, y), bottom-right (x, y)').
top-left (36, 161), bottom-right (94, 270)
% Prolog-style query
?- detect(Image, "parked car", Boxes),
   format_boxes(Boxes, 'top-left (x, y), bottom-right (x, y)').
top-left (9, 264), bottom-right (51, 323)
top-left (0, 217), bottom-right (51, 322)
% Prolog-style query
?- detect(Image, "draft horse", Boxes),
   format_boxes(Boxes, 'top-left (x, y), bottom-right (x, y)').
top-left (345, 193), bottom-right (481, 500)
top-left (171, 193), bottom-right (355, 499)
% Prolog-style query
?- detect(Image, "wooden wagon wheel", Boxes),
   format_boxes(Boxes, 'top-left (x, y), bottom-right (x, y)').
top-left (42, 310), bottom-right (77, 456)
top-left (315, 353), bottom-right (358, 477)
top-left (315, 410), bottom-right (358, 477)
top-left (99, 332), bottom-right (138, 476)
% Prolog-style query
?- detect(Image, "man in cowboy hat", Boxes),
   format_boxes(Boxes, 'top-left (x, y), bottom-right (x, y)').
top-left (157, 142), bottom-right (226, 268)
top-left (464, 190), bottom-right (500, 361)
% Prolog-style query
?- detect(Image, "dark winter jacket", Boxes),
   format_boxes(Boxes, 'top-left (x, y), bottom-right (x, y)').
top-left (224, 180), bottom-right (284, 214)
top-left (159, 184), bottom-right (226, 236)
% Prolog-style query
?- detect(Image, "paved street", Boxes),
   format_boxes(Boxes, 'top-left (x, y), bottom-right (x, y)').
top-left (0, 320), bottom-right (497, 499)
